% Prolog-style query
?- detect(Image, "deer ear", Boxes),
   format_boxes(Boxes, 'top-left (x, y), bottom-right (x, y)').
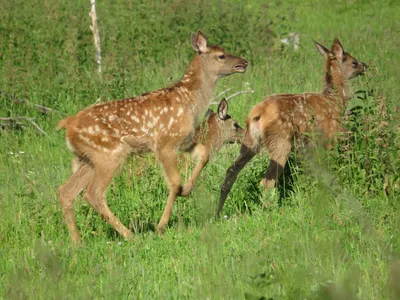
top-left (204, 108), bottom-right (214, 119)
top-left (331, 38), bottom-right (344, 62)
top-left (217, 98), bottom-right (228, 120)
top-left (191, 30), bottom-right (208, 53)
top-left (313, 39), bottom-right (330, 58)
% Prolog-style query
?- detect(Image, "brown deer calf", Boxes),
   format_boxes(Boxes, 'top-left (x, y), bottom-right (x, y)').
top-left (57, 31), bottom-right (248, 243)
top-left (180, 98), bottom-right (244, 196)
top-left (217, 38), bottom-right (366, 215)
top-left (70, 99), bottom-right (244, 194)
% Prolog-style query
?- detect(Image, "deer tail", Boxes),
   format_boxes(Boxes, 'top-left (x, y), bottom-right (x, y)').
top-left (246, 110), bottom-right (263, 142)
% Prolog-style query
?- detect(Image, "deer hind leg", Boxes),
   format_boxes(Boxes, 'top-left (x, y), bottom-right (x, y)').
top-left (156, 148), bottom-right (181, 234)
top-left (181, 144), bottom-right (209, 196)
top-left (83, 155), bottom-right (133, 240)
top-left (217, 144), bottom-right (257, 216)
top-left (261, 140), bottom-right (292, 190)
top-left (58, 160), bottom-right (94, 244)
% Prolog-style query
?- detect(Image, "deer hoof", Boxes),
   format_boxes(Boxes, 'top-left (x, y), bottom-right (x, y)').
top-left (180, 182), bottom-right (193, 196)
top-left (124, 232), bottom-right (135, 242)
top-left (156, 224), bottom-right (165, 235)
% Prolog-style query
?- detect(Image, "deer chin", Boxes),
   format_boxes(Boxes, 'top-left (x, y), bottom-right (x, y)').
top-left (234, 65), bottom-right (247, 73)
top-left (350, 70), bottom-right (364, 79)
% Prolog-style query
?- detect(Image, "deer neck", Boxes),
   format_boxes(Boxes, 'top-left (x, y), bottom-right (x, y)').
top-left (322, 60), bottom-right (350, 112)
top-left (178, 55), bottom-right (217, 117)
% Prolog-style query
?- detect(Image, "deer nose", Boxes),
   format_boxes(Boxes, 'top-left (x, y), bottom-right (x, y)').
top-left (362, 62), bottom-right (368, 71)
top-left (242, 59), bottom-right (249, 66)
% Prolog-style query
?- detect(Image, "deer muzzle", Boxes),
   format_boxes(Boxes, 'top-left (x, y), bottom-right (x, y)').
top-left (361, 62), bottom-right (368, 74)
top-left (234, 59), bottom-right (249, 73)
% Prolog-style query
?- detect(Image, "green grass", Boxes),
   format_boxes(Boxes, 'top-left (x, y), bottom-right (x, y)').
top-left (1, 0), bottom-right (399, 298)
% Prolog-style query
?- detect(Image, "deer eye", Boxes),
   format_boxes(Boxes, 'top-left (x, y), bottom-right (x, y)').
top-left (352, 61), bottom-right (358, 68)
top-left (218, 54), bottom-right (226, 60)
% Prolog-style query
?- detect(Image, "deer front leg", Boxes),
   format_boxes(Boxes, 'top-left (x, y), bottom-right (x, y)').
top-left (217, 144), bottom-right (257, 216)
top-left (156, 148), bottom-right (181, 234)
top-left (181, 144), bottom-right (210, 196)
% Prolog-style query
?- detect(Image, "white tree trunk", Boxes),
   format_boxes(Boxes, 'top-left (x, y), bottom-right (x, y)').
top-left (90, 0), bottom-right (102, 74)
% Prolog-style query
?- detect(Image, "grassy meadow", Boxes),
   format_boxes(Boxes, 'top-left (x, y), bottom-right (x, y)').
top-left (1, 0), bottom-right (400, 298)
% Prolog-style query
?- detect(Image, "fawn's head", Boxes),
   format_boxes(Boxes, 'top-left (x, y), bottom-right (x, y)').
top-left (313, 38), bottom-right (367, 80)
top-left (191, 31), bottom-right (248, 78)
top-left (204, 98), bottom-right (244, 146)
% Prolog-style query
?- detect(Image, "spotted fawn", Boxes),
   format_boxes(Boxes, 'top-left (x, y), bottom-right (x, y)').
top-left (217, 38), bottom-right (366, 215)
top-left (57, 31), bottom-right (248, 243)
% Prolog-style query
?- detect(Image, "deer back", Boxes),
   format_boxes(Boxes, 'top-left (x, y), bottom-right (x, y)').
top-left (244, 38), bottom-right (366, 150)
top-left (58, 31), bottom-right (248, 160)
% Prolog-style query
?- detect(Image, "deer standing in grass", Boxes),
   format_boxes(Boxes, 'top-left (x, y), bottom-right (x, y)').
top-left (217, 38), bottom-right (366, 215)
top-left (179, 98), bottom-right (244, 195)
top-left (57, 31), bottom-right (248, 243)
top-left (70, 99), bottom-right (244, 193)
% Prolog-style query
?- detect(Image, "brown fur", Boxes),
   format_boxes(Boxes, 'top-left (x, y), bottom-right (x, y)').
top-left (58, 31), bottom-right (248, 243)
top-left (217, 38), bottom-right (366, 215)
top-left (70, 99), bottom-right (244, 195)
top-left (180, 99), bottom-right (244, 195)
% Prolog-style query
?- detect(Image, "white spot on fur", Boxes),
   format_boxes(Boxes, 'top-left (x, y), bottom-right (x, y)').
top-left (177, 107), bottom-right (184, 117)
top-left (131, 115), bottom-right (140, 123)
top-left (168, 117), bottom-right (175, 129)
